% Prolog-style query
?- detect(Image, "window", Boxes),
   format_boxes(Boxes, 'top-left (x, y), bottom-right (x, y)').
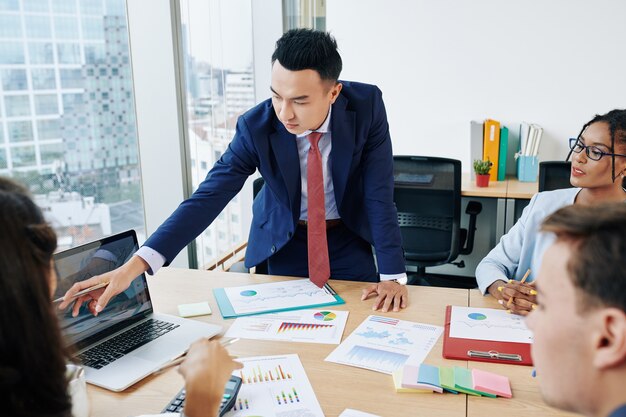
top-left (0, 14), bottom-right (22, 38)
top-left (34, 94), bottom-right (59, 115)
top-left (282, 0), bottom-right (326, 31)
top-left (0, 0), bottom-right (145, 249)
top-left (4, 95), bottom-right (30, 117)
top-left (31, 68), bottom-right (56, 90)
top-left (8, 121), bottom-right (34, 143)
top-left (180, 0), bottom-right (255, 267)
top-left (1, 69), bottom-right (27, 90)
top-left (28, 42), bottom-right (54, 64)
top-left (24, 15), bottom-right (52, 39)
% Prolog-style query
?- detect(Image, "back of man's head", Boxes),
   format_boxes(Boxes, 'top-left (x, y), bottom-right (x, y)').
top-left (541, 203), bottom-right (626, 312)
top-left (272, 28), bottom-right (342, 82)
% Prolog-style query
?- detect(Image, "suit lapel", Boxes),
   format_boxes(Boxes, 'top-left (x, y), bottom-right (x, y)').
top-left (270, 122), bottom-right (300, 215)
top-left (330, 94), bottom-right (355, 209)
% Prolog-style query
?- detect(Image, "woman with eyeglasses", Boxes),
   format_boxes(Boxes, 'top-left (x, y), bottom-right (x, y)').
top-left (476, 109), bottom-right (626, 315)
top-left (0, 177), bottom-right (240, 417)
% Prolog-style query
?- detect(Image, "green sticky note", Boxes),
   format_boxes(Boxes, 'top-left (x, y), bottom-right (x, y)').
top-left (178, 301), bottom-right (212, 318)
top-left (439, 367), bottom-right (458, 394)
top-left (453, 367), bottom-right (496, 398)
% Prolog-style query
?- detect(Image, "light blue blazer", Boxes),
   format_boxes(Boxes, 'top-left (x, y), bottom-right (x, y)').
top-left (475, 187), bottom-right (580, 294)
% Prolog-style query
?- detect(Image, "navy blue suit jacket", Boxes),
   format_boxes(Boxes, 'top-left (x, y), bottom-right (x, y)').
top-left (144, 81), bottom-right (405, 276)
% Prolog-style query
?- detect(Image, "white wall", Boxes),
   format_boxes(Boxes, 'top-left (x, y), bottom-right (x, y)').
top-left (327, 0), bottom-right (626, 171)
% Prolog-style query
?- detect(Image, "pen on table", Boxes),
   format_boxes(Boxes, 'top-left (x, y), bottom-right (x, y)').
top-left (53, 281), bottom-right (109, 303)
top-left (155, 338), bottom-right (240, 373)
top-left (506, 268), bottom-right (532, 308)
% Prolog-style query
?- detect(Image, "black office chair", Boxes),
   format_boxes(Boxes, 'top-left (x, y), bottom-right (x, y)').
top-left (251, 177), bottom-right (269, 274)
top-left (393, 156), bottom-right (482, 285)
top-left (538, 161), bottom-right (573, 192)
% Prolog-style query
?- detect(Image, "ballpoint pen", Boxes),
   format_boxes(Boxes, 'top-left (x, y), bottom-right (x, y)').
top-left (155, 338), bottom-right (240, 373)
top-left (53, 281), bottom-right (109, 303)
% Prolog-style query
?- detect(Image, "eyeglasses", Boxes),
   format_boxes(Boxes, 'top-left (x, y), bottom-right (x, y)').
top-left (569, 138), bottom-right (626, 161)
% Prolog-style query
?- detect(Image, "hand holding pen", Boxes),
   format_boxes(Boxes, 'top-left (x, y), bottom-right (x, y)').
top-left (496, 269), bottom-right (537, 316)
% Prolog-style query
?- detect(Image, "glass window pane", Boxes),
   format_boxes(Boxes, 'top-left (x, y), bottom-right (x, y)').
top-left (0, 0), bottom-right (19, 12)
top-left (4, 95), bottom-right (30, 117)
top-left (1, 68), bottom-right (27, 90)
top-left (0, 148), bottom-right (7, 169)
top-left (82, 17), bottom-right (104, 40)
top-left (23, 0), bottom-right (49, 12)
top-left (0, 41), bottom-right (25, 64)
top-left (54, 16), bottom-right (79, 39)
top-left (80, 0), bottom-right (103, 15)
top-left (31, 68), bottom-right (56, 90)
top-left (59, 68), bottom-right (83, 88)
top-left (84, 42), bottom-right (104, 64)
top-left (37, 119), bottom-right (61, 139)
top-left (0, 13), bottom-right (22, 38)
top-left (10, 145), bottom-right (36, 167)
top-left (34, 94), bottom-right (58, 115)
top-left (62, 92), bottom-right (83, 111)
top-left (7, 120), bottom-right (33, 142)
top-left (40, 141), bottom-right (64, 164)
top-left (57, 42), bottom-right (81, 64)
top-left (180, 0), bottom-right (255, 267)
top-left (24, 15), bottom-right (52, 39)
top-left (28, 42), bottom-right (54, 64)
top-left (51, 0), bottom-right (77, 14)
top-left (105, 0), bottom-right (125, 16)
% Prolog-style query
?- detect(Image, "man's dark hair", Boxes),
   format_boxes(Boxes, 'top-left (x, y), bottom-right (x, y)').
top-left (541, 203), bottom-right (626, 312)
top-left (567, 109), bottom-right (626, 181)
top-left (271, 28), bottom-right (342, 82)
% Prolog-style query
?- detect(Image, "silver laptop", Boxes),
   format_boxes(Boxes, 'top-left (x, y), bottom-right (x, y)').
top-left (54, 230), bottom-right (222, 392)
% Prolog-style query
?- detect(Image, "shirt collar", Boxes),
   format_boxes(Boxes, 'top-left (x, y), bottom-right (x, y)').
top-left (296, 107), bottom-right (332, 138)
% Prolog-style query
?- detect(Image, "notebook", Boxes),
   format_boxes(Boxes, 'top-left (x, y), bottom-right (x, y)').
top-left (54, 230), bottom-right (222, 392)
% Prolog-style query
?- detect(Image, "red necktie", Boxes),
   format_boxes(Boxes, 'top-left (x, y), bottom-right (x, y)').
top-left (306, 132), bottom-right (330, 288)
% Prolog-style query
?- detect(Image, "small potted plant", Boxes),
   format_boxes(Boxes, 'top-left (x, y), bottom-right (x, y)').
top-left (473, 159), bottom-right (493, 187)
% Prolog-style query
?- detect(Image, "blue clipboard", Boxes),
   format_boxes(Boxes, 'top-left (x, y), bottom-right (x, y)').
top-left (213, 282), bottom-right (345, 319)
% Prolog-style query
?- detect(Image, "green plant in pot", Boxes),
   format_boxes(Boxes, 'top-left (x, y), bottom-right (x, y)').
top-left (473, 159), bottom-right (493, 187)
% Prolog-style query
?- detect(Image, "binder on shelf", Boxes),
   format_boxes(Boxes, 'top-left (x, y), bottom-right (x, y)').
top-left (442, 305), bottom-right (532, 366)
top-left (506, 123), bottom-right (521, 176)
top-left (470, 121), bottom-right (484, 181)
top-left (482, 119), bottom-right (501, 181)
top-left (517, 155), bottom-right (539, 182)
top-left (497, 126), bottom-right (509, 181)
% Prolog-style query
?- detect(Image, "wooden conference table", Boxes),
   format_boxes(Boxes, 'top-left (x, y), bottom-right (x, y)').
top-left (88, 268), bottom-right (575, 417)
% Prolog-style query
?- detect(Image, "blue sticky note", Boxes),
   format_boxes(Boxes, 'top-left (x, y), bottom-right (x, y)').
top-left (418, 364), bottom-right (441, 388)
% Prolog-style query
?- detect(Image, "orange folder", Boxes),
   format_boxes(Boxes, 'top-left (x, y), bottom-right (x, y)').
top-left (482, 119), bottom-right (501, 181)
top-left (442, 305), bottom-right (532, 366)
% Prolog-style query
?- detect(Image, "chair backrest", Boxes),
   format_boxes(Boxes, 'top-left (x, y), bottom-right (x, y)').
top-left (393, 156), bottom-right (462, 267)
top-left (253, 177), bottom-right (265, 198)
top-left (538, 161), bottom-right (572, 192)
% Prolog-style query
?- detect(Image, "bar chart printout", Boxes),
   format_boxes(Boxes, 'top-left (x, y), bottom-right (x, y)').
top-left (225, 309), bottom-right (348, 344)
top-left (223, 354), bottom-right (324, 417)
top-left (325, 315), bottom-right (443, 374)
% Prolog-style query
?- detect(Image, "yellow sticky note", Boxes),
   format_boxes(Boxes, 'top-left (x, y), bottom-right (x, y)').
top-left (178, 302), bottom-right (212, 318)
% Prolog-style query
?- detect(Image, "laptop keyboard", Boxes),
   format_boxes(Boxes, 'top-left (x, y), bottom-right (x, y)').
top-left (78, 319), bottom-right (179, 369)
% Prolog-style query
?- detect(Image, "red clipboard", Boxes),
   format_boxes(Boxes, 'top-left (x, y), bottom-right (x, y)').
top-left (442, 305), bottom-right (533, 366)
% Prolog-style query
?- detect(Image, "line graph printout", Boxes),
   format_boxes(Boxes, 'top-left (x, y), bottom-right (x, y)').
top-left (325, 315), bottom-right (443, 374)
top-left (223, 354), bottom-right (324, 417)
top-left (224, 309), bottom-right (348, 344)
top-left (449, 306), bottom-right (533, 344)
top-left (221, 279), bottom-right (341, 316)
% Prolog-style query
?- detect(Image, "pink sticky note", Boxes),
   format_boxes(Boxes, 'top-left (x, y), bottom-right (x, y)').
top-left (471, 368), bottom-right (512, 398)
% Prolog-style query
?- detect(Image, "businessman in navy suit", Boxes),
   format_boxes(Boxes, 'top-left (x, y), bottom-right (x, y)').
top-left (61, 29), bottom-right (409, 315)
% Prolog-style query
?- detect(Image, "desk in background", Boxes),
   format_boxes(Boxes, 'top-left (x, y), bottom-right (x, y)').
top-left (89, 268), bottom-right (569, 417)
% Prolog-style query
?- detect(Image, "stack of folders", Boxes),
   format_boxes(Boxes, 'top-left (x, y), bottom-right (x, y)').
top-left (392, 363), bottom-right (512, 398)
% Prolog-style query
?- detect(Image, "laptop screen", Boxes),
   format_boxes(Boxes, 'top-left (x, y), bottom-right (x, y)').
top-left (53, 230), bottom-right (153, 349)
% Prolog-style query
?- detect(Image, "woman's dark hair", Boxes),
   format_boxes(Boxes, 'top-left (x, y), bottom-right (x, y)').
top-left (541, 203), bottom-right (626, 312)
top-left (567, 109), bottom-right (626, 181)
top-left (271, 28), bottom-right (342, 82)
top-left (0, 177), bottom-right (72, 416)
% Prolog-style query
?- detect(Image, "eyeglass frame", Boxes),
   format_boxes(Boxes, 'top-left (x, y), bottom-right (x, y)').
top-left (568, 137), bottom-right (626, 161)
